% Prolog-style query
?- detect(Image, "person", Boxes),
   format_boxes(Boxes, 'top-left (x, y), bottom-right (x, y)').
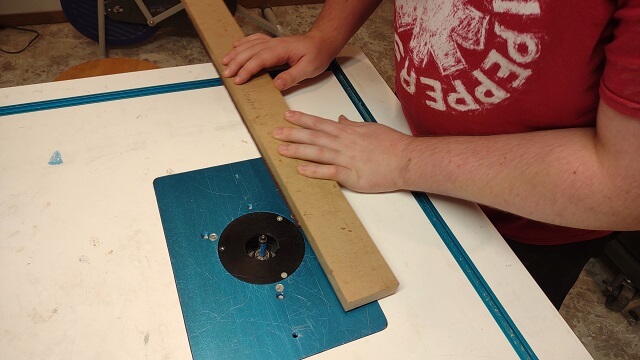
top-left (221, 0), bottom-right (640, 309)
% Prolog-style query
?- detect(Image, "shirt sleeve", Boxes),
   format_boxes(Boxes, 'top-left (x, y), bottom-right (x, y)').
top-left (599, 0), bottom-right (640, 118)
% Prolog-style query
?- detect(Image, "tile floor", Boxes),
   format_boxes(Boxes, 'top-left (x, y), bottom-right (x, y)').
top-left (1, 2), bottom-right (638, 359)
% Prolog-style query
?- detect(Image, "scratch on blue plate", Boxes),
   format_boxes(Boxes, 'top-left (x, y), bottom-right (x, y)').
top-left (48, 151), bottom-right (63, 165)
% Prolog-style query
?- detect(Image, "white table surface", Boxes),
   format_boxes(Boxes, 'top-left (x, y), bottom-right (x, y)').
top-left (0, 48), bottom-right (592, 359)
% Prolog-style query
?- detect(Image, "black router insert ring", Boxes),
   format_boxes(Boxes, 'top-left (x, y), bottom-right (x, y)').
top-left (218, 212), bottom-right (305, 284)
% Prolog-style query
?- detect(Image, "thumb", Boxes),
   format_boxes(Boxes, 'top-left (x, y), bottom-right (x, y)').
top-left (273, 69), bottom-right (303, 91)
top-left (338, 115), bottom-right (355, 124)
top-left (273, 59), bottom-right (321, 90)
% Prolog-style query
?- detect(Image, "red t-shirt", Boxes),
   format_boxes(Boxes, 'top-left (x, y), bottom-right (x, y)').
top-left (394, 0), bottom-right (640, 244)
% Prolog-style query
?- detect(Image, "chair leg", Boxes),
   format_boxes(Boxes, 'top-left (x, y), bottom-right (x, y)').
top-left (605, 273), bottom-right (638, 312)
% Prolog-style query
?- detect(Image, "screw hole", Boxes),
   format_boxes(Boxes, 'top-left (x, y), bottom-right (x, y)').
top-left (292, 332), bottom-right (298, 338)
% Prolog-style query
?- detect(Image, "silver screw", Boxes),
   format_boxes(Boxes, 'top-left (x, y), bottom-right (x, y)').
top-left (209, 233), bottom-right (218, 241)
top-left (280, 272), bottom-right (288, 279)
top-left (276, 216), bottom-right (283, 222)
top-left (275, 284), bottom-right (284, 292)
top-left (219, 246), bottom-right (225, 252)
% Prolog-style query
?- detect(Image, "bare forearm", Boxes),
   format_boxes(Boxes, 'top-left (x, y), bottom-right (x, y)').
top-left (402, 127), bottom-right (640, 230)
top-left (308, 0), bottom-right (383, 54)
top-left (272, 103), bottom-right (640, 230)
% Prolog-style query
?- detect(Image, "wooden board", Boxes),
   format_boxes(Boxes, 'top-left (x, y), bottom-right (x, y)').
top-left (180, 0), bottom-right (398, 310)
top-left (54, 59), bottom-right (160, 81)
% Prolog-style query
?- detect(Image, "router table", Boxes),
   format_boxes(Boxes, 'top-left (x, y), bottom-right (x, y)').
top-left (0, 48), bottom-right (593, 359)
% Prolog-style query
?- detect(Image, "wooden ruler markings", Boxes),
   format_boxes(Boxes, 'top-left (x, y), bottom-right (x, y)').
top-left (181, 0), bottom-right (398, 310)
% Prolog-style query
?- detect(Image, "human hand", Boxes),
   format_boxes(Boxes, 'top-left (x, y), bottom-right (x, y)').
top-left (273, 111), bottom-right (415, 193)
top-left (221, 33), bottom-right (335, 91)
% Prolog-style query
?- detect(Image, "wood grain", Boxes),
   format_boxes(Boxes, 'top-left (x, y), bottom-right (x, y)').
top-left (54, 58), bottom-right (160, 81)
top-left (181, 0), bottom-right (398, 310)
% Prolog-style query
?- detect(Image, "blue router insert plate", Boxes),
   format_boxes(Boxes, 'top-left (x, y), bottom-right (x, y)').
top-left (153, 158), bottom-right (387, 359)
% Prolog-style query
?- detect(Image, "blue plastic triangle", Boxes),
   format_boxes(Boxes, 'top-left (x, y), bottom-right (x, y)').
top-left (48, 151), bottom-right (63, 165)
